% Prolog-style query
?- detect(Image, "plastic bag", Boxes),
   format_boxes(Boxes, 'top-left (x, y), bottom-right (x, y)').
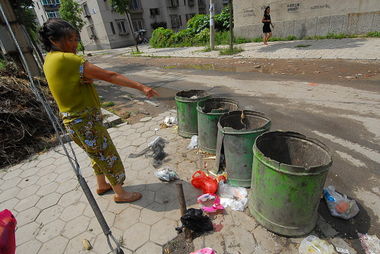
top-left (179, 208), bottom-right (213, 234)
top-left (187, 135), bottom-right (198, 150)
top-left (299, 235), bottom-right (337, 254)
top-left (323, 186), bottom-right (359, 220)
top-left (164, 116), bottom-right (177, 127)
top-left (154, 167), bottom-right (179, 182)
top-left (358, 233), bottom-right (380, 254)
top-left (197, 194), bottom-right (224, 213)
top-left (129, 137), bottom-right (167, 168)
top-left (191, 248), bottom-right (216, 254)
top-left (0, 209), bottom-right (17, 254)
top-left (217, 182), bottom-right (248, 211)
top-left (191, 171), bottom-right (218, 194)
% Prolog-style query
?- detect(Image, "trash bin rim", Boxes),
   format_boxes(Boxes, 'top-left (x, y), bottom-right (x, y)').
top-left (253, 130), bottom-right (333, 175)
top-left (175, 90), bottom-right (210, 103)
top-left (218, 110), bottom-right (271, 135)
top-left (196, 97), bottom-right (239, 116)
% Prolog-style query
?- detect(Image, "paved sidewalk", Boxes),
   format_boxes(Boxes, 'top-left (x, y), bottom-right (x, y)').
top-left (88, 38), bottom-right (380, 61)
top-left (0, 110), bottom-right (358, 253)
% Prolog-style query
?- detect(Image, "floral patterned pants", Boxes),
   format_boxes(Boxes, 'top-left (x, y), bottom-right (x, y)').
top-left (63, 110), bottom-right (125, 186)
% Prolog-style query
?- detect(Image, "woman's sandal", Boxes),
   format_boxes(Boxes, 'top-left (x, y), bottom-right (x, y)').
top-left (96, 184), bottom-right (113, 196)
top-left (114, 192), bottom-right (142, 203)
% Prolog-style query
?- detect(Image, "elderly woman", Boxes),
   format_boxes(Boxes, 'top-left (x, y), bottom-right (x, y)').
top-left (40, 18), bottom-right (158, 203)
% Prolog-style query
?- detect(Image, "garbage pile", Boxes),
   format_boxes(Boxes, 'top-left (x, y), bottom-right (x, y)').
top-left (0, 63), bottom-right (59, 168)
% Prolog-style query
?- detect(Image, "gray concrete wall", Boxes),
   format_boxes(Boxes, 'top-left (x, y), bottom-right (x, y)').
top-left (233, 0), bottom-right (380, 39)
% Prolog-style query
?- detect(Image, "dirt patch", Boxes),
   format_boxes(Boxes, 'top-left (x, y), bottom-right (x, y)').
top-left (163, 232), bottom-right (194, 254)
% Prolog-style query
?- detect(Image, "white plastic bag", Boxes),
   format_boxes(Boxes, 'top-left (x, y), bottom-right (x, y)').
top-left (154, 167), bottom-right (179, 182)
top-left (164, 116), bottom-right (177, 127)
top-left (358, 233), bottom-right (380, 254)
top-left (217, 182), bottom-right (248, 211)
top-left (323, 186), bottom-right (359, 220)
top-left (187, 135), bottom-right (198, 150)
top-left (299, 235), bottom-right (337, 254)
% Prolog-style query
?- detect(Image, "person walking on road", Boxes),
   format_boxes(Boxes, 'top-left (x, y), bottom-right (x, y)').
top-left (262, 6), bottom-right (274, 45)
top-left (39, 19), bottom-right (159, 203)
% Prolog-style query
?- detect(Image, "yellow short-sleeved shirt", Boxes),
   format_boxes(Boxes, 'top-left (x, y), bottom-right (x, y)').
top-left (43, 51), bottom-right (100, 117)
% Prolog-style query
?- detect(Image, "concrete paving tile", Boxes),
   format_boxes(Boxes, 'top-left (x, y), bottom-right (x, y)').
top-left (16, 239), bottom-right (42, 254)
top-left (130, 137), bottom-right (147, 147)
top-left (37, 165), bottom-right (56, 177)
top-left (92, 228), bottom-right (128, 254)
top-left (36, 172), bottom-right (59, 186)
top-left (2, 168), bottom-right (22, 180)
top-left (140, 205), bottom-right (163, 225)
top-left (19, 165), bottom-right (40, 178)
top-left (17, 175), bottom-right (40, 188)
top-left (14, 194), bottom-right (40, 212)
top-left (36, 219), bottom-right (66, 242)
top-left (17, 206), bottom-right (41, 226)
top-left (62, 215), bottom-right (91, 239)
top-left (122, 223), bottom-right (150, 251)
top-left (58, 189), bottom-right (83, 207)
top-left (16, 184), bottom-right (40, 199)
top-left (0, 197), bottom-right (19, 211)
top-left (37, 157), bottom-right (57, 169)
top-left (54, 169), bottom-right (75, 183)
top-left (129, 189), bottom-right (155, 210)
top-left (114, 207), bottom-right (140, 231)
top-left (135, 241), bottom-right (162, 254)
top-left (0, 177), bottom-right (22, 192)
top-left (87, 211), bottom-right (115, 235)
top-left (150, 218), bottom-right (178, 245)
top-left (154, 184), bottom-right (178, 204)
top-left (15, 221), bottom-right (40, 245)
top-left (36, 182), bottom-right (59, 196)
top-left (64, 231), bottom-right (98, 254)
top-left (252, 225), bottom-right (285, 254)
top-left (38, 236), bottom-right (69, 254)
top-left (0, 186), bottom-right (20, 202)
top-left (36, 192), bottom-right (61, 210)
top-left (223, 225), bottom-right (257, 254)
top-left (56, 178), bottom-right (79, 194)
top-left (36, 205), bottom-right (64, 225)
top-left (60, 202), bottom-right (87, 222)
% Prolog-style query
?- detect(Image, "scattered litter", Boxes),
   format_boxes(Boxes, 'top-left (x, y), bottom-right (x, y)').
top-left (254, 65), bottom-right (261, 68)
top-left (218, 182), bottom-right (248, 211)
top-left (335, 247), bottom-right (350, 254)
top-left (145, 100), bottom-right (160, 107)
top-left (358, 233), bottom-right (380, 254)
top-left (197, 194), bottom-right (224, 213)
top-left (191, 170), bottom-right (218, 194)
top-left (0, 209), bottom-right (17, 254)
top-left (82, 239), bottom-right (92, 250)
top-left (191, 248), bottom-right (216, 254)
top-left (190, 95), bottom-right (199, 99)
top-left (176, 208), bottom-right (213, 235)
top-left (323, 186), bottom-right (359, 220)
top-left (187, 135), bottom-right (198, 150)
top-left (129, 137), bottom-right (167, 168)
top-left (154, 167), bottom-right (179, 182)
top-left (299, 235), bottom-right (336, 254)
top-left (163, 116), bottom-right (177, 127)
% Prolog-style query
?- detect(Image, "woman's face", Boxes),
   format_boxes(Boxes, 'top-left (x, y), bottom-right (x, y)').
top-left (266, 8), bottom-right (270, 14)
top-left (51, 32), bottom-right (79, 53)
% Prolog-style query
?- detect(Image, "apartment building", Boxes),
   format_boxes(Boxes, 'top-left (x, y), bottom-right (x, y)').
top-left (33, 0), bottom-right (228, 50)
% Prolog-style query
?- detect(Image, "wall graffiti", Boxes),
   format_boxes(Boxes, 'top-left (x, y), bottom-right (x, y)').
top-left (243, 9), bottom-right (255, 17)
top-left (311, 4), bottom-right (331, 10)
top-left (287, 3), bottom-right (300, 12)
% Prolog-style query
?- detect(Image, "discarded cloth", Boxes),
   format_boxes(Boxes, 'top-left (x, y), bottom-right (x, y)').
top-left (179, 208), bottom-right (213, 234)
top-left (358, 233), bottom-right (380, 254)
top-left (154, 167), bottom-right (179, 182)
top-left (299, 235), bottom-right (336, 254)
top-left (197, 194), bottom-right (224, 213)
top-left (218, 182), bottom-right (248, 211)
top-left (323, 186), bottom-right (359, 220)
top-left (0, 209), bottom-right (17, 254)
top-left (191, 248), bottom-right (216, 254)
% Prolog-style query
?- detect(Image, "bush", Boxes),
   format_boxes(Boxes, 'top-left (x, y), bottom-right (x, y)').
top-left (187, 14), bottom-right (209, 34)
top-left (215, 7), bottom-right (230, 31)
top-left (215, 31), bottom-right (230, 45)
top-left (150, 27), bottom-right (175, 48)
top-left (194, 28), bottom-right (210, 44)
top-left (367, 31), bottom-right (380, 37)
top-left (170, 28), bottom-right (194, 45)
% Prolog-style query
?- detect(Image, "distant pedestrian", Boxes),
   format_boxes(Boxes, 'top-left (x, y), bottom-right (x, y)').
top-left (262, 6), bottom-right (274, 45)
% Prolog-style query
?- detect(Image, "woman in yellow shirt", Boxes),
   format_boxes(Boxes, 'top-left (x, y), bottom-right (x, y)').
top-left (40, 19), bottom-right (158, 203)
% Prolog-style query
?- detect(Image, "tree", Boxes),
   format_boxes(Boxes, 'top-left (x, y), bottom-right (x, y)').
top-left (10, 0), bottom-right (38, 41)
top-left (229, 0), bottom-right (234, 50)
top-left (59, 0), bottom-right (85, 53)
top-left (108, 0), bottom-right (139, 52)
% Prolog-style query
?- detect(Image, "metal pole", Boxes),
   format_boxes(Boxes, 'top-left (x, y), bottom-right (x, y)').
top-left (175, 182), bottom-right (192, 240)
top-left (209, 0), bottom-right (215, 50)
top-left (229, 0), bottom-right (233, 50)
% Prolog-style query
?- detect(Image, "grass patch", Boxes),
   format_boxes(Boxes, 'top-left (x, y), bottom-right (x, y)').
top-left (295, 44), bottom-right (311, 48)
top-left (131, 50), bottom-right (143, 56)
top-left (219, 47), bottom-right (243, 55)
top-left (101, 101), bottom-right (115, 108)
top-left (0, 58), bottom-right (6, 70)
top-left (367, 31), bottom-right (380, 37)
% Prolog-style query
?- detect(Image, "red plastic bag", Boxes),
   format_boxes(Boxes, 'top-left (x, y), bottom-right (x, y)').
top-left (191, 171), bottom-right (218, 194)
top-left (0, 209), bottom-right (17, 254)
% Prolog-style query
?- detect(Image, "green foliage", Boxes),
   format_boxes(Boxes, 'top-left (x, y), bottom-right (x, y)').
top-left (234, 37), bottom-right (251, 44)
top-left (101, 101), bottom-right (115, 107)
top-left (219, 47), bottom-right (243, 55)
top-left (367, 31), bottom-right (380, 37)
top-left (131, 50), bottom-right (143, 56)
top-left (194, 28), bottom-right (210, 44)
top-left (215, 7), bottom-right (230, 31)
top-left (59, 0), bottom-right (85, 32)
top-left (286, 35), bottom-right (297, 40)
top-left (150, 27), bottom-right (175, 48)
top-left (295, 44), bottom-right (311, 48)
top-left (108, 0), bottom-right (130, 14)
top-left (0, 58), bottom-right (6, 70)
top-left (11, 0), bottom-right (38, 41)
top-left (187, 14), bottom-right (209, 34)
top-left (170, 28), bottom-right (194, 45)
top-left (77, 42), bottom-right (84, 52)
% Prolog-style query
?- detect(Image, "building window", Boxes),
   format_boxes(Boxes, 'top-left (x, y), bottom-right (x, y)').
top-left (87, 25), bottom-right (97, 39)
top-left (110, 22), bottom-right (116, 34)
top-left (130, 0), bottom-right (142, 10)
top-left (83, 3), bottom-right (91, 17)
top-left (150, 8), bottom-right (160, 17)
top-left (41, 0), bottom-right (60, 5)
top-left (132, 19), bottom-right (144, 31)
top-left (151, 22), bottom-right (167, 30)
top-left (170, 15), bottom-right (182, 28)
top-left (185, 13), bottom-right (195, 21)
top-left (167, 0), bottom-right (179, 8)
top-left (46, 11), bottom-right (59, 18)
top-left (183, 0), bottom-right (186, 5)
top-left (188, 0), bottom-right (195, 7)
top-left (116, 20), bottom-right (128, 35)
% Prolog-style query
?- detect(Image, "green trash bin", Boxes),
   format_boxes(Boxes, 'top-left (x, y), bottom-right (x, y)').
top-left (197, 98), bottom-right (239, 154)
top-left (249, 131), bottom-right (332, 236)
top-left (175, 90), bottom-right (210, 138)
top-left (216, 111), bottom-right (271, 187)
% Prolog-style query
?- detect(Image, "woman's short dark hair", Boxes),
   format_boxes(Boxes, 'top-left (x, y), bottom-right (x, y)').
top-left (264, 6), bottom-right (270, 15)
top-left (39, 18), bottom-right (78, 51)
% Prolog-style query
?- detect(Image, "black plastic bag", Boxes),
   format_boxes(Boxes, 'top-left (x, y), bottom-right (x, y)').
top-left (180, 208), bottom-right (213, 234)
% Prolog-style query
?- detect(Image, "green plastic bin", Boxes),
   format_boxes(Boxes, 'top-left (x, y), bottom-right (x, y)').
top-left (197, 98), bottom-right (239, 154)
top-left (249, 131), bottom-right (332, 236)
top-left (175, 90), bottom-right (210, 138)
top-left (217, 111), bottom-right (271, 187)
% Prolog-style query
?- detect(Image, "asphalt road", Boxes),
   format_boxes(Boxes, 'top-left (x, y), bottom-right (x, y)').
top-left (91, 54), bottom-right (380, 239)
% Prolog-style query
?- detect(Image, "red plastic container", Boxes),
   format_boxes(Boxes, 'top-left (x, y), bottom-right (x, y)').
top-left (191, 171), bottom-right (218, 194)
